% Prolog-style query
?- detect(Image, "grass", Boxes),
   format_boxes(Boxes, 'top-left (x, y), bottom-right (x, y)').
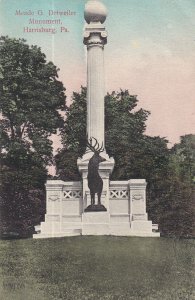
top-left (0, 236), bottom-right (194, 300)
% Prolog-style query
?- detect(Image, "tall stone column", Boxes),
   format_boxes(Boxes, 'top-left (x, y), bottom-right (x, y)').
top-left (77, 0), bottom-right (114, 211)
top-left (84, 13), bottom-right (107, 146)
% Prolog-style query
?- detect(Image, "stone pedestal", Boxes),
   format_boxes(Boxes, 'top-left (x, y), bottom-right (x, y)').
top-left (129, 179), bottom-right (156, 235)
top-left (129, 179), bottom-right (147, 220)
top-left (82, 212), bottom-right (110, 235)
top-left (33, 181), bottom-right (83, 239)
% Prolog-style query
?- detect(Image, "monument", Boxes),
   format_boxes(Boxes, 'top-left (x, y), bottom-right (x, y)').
top-left (34, 0), bottom-right (160, 238)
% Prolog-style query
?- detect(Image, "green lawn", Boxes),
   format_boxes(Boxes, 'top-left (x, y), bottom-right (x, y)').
top-left (0, 237), bottom-right (194, 300)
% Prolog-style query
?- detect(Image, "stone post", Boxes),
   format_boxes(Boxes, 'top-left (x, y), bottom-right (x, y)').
top-left (129, 179), bottom-right (153, 234)
top-left (77, 0), bottom-right (114, 211)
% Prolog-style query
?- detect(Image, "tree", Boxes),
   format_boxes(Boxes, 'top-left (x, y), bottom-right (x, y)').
top-left (147, 135), bottom-right (195, 237)
top-left (170, 134), bottom-right (195, 182)
top-left (0, 36), bottom-right (66, 164)
top-left (0, 36), bottom-right (66, 236)
top-left (55, 87), bottom-right (87, 180)
top-left (162, 135), bottom-right (195, 237)
top-left (104, 91), bottom-right (169, 181)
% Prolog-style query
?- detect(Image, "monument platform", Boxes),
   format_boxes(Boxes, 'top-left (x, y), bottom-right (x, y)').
top-left (33, 179), bottom-right (160, 238)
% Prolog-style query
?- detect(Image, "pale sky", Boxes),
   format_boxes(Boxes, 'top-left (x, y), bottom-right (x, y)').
top-left (0, 0), bottom-right (195, 148)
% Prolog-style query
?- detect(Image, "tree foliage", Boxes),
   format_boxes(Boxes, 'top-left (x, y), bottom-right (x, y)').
top-left (104, 91), bottom-right (169, 181)
top-left (0, 36), bottom-right (66, 236)
top-left (0, 36), bottom-right (66, 165)
top-left (170, 134), bottom-right (195, 182)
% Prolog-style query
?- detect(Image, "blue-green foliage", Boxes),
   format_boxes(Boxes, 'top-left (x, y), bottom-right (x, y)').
top-left (0, 36), bottom-right (66, 236)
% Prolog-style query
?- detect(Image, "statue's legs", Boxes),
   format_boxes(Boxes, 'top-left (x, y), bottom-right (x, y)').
top-left (97, 192), bottom-right (101, 205)
top-left (91, 193), bottom-right (95, 205)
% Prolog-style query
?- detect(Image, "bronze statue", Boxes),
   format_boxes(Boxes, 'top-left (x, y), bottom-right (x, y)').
top-left (85, 137), bottom-right (106, 212)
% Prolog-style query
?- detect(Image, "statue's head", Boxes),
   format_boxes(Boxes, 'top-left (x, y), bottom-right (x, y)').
top-left (86, 137), bottom-right (106, 163)
top-left (94, 151), bottom-right (106, 163)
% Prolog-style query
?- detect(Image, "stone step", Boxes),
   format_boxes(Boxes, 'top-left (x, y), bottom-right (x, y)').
top-left (33, 233), bottom-right (79, 239)
top-left (33, 228), bottom-right (82, 239)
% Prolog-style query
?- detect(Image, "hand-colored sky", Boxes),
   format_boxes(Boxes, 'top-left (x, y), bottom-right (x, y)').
top-left (0, 0), bottom-right (195, 148)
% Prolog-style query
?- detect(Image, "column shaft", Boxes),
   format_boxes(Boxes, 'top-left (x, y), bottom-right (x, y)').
top-left (87, 44), bottom-right (105, 145)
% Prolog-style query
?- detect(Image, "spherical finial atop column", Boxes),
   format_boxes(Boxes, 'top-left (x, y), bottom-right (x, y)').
top-left (84, 0), bottom-right (107, 24)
